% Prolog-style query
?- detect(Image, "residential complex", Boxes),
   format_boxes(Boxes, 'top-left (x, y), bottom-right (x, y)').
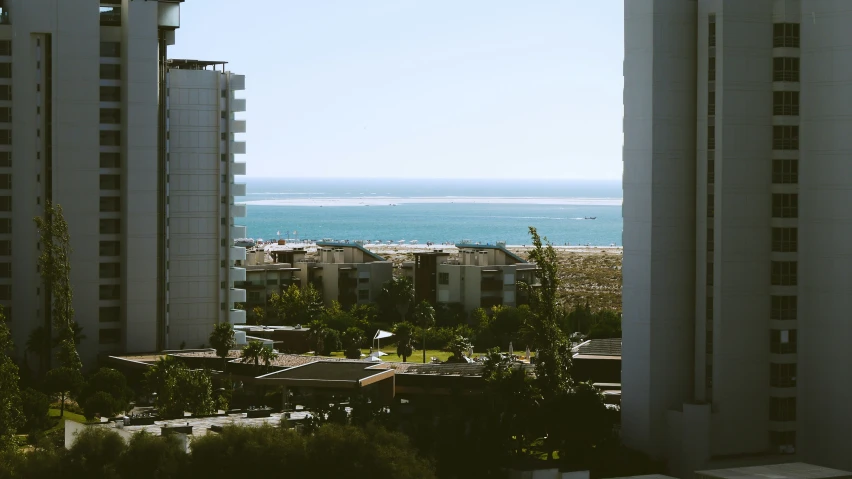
top-left (623, 0), bottom-right (852, 474)
top-left (1, 0), bottom-right (246, 365)
top-left (404, 243), bottom-right (536, 313)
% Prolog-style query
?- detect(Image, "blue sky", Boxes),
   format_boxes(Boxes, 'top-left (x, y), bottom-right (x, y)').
top-left (170, 1), bottom-right (624, 180)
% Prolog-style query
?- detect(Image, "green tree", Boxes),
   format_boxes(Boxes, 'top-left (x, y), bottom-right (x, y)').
top-left (342, 327), bottom-right (364, 360)
top-left (20, 388), bottom-right (50, 433)
top-left (144, 356), bottom-right (215, 419)
top-left (305, 320), bottom-right (327, 356)
top-left (413, 301), bottom-right (436, 363)
top-left (251, 306), bottom-right (266, 326)
top-left (64, 426), bottom-right (126, 479)
top-left (117, 431), bottom-right (187, 479)
top-left (241, 340), bottom-right (265, 367)
top-left (319, 300), bottom-right (355, 332)
top-left (258, 346), bottom-right (276, 373)
top-left (0, 318), bottom-right (22, 451)
top-left (268, 283), bottom-right (323, 326)
top-left (208, 322), bottom-right (236, 369)
top-left (25, 326), bottom-right (50, 377)
top-left (393, 321), bottom-right (415, 362)
top-left (80, 367), bottom-right (133, 415)
top-left (379, 277), bottom-right (414, 322)
top-left (44, 366), bottom-right (83, 419)
top-left (587, 309), bottom-right (622, 339)
top-left (83, 391), bottom-right (118, 421)
top-left (446, 334), bottom-right (473, 363)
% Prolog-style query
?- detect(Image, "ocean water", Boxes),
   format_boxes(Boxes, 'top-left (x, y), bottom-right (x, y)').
top-left (237, 178), bottom-right (623, 246)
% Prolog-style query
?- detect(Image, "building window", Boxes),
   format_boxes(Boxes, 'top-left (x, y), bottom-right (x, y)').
top-left (100, 41), bottom-right (121, 58)
top-left (707, 125), bottom-right (715, 150)
top-left (0, 262), bottom-right (9, 278)
top-left (99, 306), bottom-right (121, 323)
top-left (99, 130), bottom-right (120, 147)
top-left (438, 272), bottom-right (449, 285)
top-left (769, 397), bottom-right (796, 421)
top-left (707, 193), bottom-right (714, 218)
top-left (247, 291), bottom-right (261, 302)
top-left (99, 285), bottom-right (121, 300)
top-left (706, 333), bottom-right (713, 354)
top-left (773, 23), bottom-right (800, 48)
top-left (100, 174), bottom-right (120, 190)
top-left (771, 295), bottom-right (797, 320)
top-left (100, 108), bottom-right (121, 124)
top-left (708, 17), bottom-right (716, 47)
top-left (100, 219), bottom-right (120, 234)
top-left (358, 289), bottom-right (369, 300)
top-left (0, 85), bottom-right (10, 101)
top-left (99, 241), bottom-right (120, 257)
top-left (0, 63), bottom-right (10, 79)
top-left (98, 328), bottom-right (121, 345)
top-left (221, 132), bottom-right (228, 141)
top-left (100, 152), bottom-right (120, 168)
top-left (707, 228), bottom-right (714, 252)
top-left (772, 228), bottom-right (797, 252)
top-left (706, 261), bottom-right (714, 286)
top-left (771, 329), bottom-right (797, 354)
top-left (0, 218), bottom-right (10, 234)
top-left (0, 41), bottom-right (10, 56)
top-left (0, 174), bottom-right (9, 189)
top-left (221, 154), bottom-right (227, 162)
top-left (0, 151), bottom-right (9, 167)
top-left (772, 159), bottom-right (798, 184)
top-left (708, 91), bottom-right (715, 116)
top-left (772, 194), bottom-right (798, 218)
top-left (770, 363), bottom-right (797, 388)
top-left (100, 86), bottom-right (121, 102)
top-left (99, 262), bottom-right (120, 279)
top-left (0, 129), bottom-right (11, 145)
top-left (773, 91), bottom-right (799, 116)
top-left (0, 107), bottom-right (10, 123)
top-left (0, 240), bottom-right (9, 256)
top-left (708, 57), bottom-right (715, 81)
top-left (771, 261), bottom-right (797, 286)
top-left (706, 298), bottom-right (713, 321)
top-left (100, 64), bottom-right (121, 80)
top-left (773, 57), bottom-right (800, 82)
top-left (705, 363), bottom-right (713, 389)
top-left (0, 284), bottom-right (10, 300)
top-left (0, 196), bottom-right (10, 212)
top-left (99, 197), bottom-right (121, 212)
top-left (772, 126), bottom-right (799, 150)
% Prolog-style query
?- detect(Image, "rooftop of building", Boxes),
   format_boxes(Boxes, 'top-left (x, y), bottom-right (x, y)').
top-left (167, 59), bottom-right (227, 70)
top-left (258, 361), bottom-right (388, 383)
top-left (572, 338), bottom-right (622, 358)
top-left (78, 411), bottom-right (306, 438)
top-left (315, 241), bottom-right (386, 262)
top-left (455, 242), bottom-right (529, 264)
top-left (696, 463), bottom-right (852, 479)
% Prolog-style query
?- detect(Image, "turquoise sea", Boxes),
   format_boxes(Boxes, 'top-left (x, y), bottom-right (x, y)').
top-left (236, 178), bottom-right (623, 246)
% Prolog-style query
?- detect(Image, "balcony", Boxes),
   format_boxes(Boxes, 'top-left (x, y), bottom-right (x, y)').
top-left (229, 309), bottom-right (246, 324)
top-left (231, 119), bottom-right (246, 133)
top-left (229, 74), bottom-right (246, 91)
top-left (231, 98), bottom-right (246, 112)
top-left (231, 225), bottom-right (246, 238)
top-left (229, 246), bottom-right (246, 261)
top-left (481, 278), bottom-right (503, 292)
top-left (231, 162), bottom-right (246, 175)
top-left (230, 267), bottom-right (246, 282)
top-left (99, 7), bottom-right (121, 26)
top-left (231, 204), bottom-right (247, 218)
top-left (230, 288), bottom-right (247, 303)
top-left (0, 9), bottom-right (8, 25)
top-left (232, 142), bottom-right (246, 155)
top-left (231, 183), bottom-right (246, 197)
top-left (338, 277), bottom-right (358, 289)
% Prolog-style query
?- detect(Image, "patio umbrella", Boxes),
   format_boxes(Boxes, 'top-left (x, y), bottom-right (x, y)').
top-left (508, 342), bottom-right (513, 357)
top-left (525, 346), bottom-right (531, 360)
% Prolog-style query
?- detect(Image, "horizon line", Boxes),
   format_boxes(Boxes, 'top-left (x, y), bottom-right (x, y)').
top-left (241, 176), bottom-right (622, 181)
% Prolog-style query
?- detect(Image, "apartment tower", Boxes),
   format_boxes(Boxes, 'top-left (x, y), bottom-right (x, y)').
top-left (623, 0), bottom-right (852, 474)
top-left (0, 0), bottom-right (247, 366)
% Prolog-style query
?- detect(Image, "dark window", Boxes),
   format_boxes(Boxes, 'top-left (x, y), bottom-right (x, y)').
top-left (708, 18), bottom-right (716, 47)
top-left (99, 285), bottom-right (121, 300)
top-left (99, 262), bottom-right (120, 279)
top-left (0, 107), bottom-right (10, 123)
top-left (0, 129), bottom-right (11, 145)
top-left (99, 306), bottom-right (121, 323)
top-left (773, 23), bottom-right (800, 48)
top-left (99, 6), bottom-right (122, 27)
top-left (247, 291), bottom-right (261, 302)
top-left (0, 196), bottom-right (10, 211)
top-left (100, 64), bottom-right (121, 80)
top-left (707, 193), bottom-right (714, 218)
top-left (708, 57), bottom-right (716, 81)
top-left (772, 159), bottom-right (798, 184)
top-left (771, 261), bottom-right (797, 286)
top-left (0, 63), bottom-right (10, 79)
top-left (0, 41), bottom-right (10, 56)
top-left (770, 397), bottom-right (796, 421)
top-left (266, 278), bottom-right (277, 286)
top-left (221, 154), bottom-right (227, 162)
top-left (221, 132), bottom-right (228, 141)
top-left (100, 219), bottom-right (120, 234)
top-left (100, 108), bottom-right (121, 124)
top-left (0, 240), bottom-right (9, 256)
top-left (773, 126), bottom-right (799, 150)
top-left (0, 174), bottom-right (9, 189)
top-left (100, 86), bottom-right (121, 102)
top-left (771, 295), bottom-right (797, 320)
top-left (707, 159), bottom-right (715, 184)
top-left (706, 261), bottom-right (714, 286)
top-left (358, 289), bottom-right (369, 300)
top-left (706, 298), bottom-right (713, 321)
top-left (99, 328), bottom-right (121, 345)
top-left (772, 228), bottom-right (797, 252)
top-left (100, 130), bottom-right (120, 146)
top-left (707, 228), bottom-right (714, 252)
top-left (439, 272), bottom-right (449, 285)
top-left (772, 194), bottom-right (798, 218)
top-left (770, 363), bottom-right (797, 388)
top-left (0, 152), bottom-right (8, 168)
top-left (708, 91), bottom-right (715, 116)
top-left (99, 197), bottom-right (120, 212)
top-left (773, 57), bottom-right (800, 82)
top-left (100, 152), bottom-right (120, 168)
top-left (0, 262), bottom-right (9, 278)
top-left (705, 363), bottom-right (713, 389)
top-left (0, 85), bottom-right (10, 101)
top-left (0, 284), bottom-right (10, 300)
top-left (770, 329), bottom-right (797, 354)
top-left (100, 42), bottom-right (121, 58)
top-left (706, 332), bottom-right (713, 354)
top-left (707, 125), bottom-right (715, 150)
top-left (773, 91), bottom-right (799, 116)
top-left (100, 174), bottom-right (120, 190)
top-left (0, 218), bottom-right (10, 234)
top-left (99, 241), bottom-right (120, 256)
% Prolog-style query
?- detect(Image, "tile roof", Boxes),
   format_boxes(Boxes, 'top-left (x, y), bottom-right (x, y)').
top-left (573, 338), bottom-right (622, 357)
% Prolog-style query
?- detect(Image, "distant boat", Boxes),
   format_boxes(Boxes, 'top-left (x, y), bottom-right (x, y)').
top-left (584, 216), bottom-right (597, 220)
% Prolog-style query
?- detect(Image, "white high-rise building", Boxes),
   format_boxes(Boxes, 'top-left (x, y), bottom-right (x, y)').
top-left (623, 0), bottom-right (852, 475)
top-left (0, 0), bottom-right (247, 365)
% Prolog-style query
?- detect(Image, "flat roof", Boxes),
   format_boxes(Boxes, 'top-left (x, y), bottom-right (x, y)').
top-left (455, 243), bottom-right (528, 264)
top-left (167, 59), bottom-right (227, 69)
top-left (315, 242), bottom-right (386, 262)
top-left (696, 463), bottom-right (852, 479)
top-left (257, 361), bottom-right (392, 388)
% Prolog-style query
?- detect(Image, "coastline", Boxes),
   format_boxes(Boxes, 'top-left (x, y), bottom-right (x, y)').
top-left (241, 196), bottom-right (623, 207)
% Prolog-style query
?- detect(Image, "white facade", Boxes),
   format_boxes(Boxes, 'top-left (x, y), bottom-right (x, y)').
top-left (0, 0), bottom-right (246, 365)
top-left (623, 0), bottom-right (852, 474)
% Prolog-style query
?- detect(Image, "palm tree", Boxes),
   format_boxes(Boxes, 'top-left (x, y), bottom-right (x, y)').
top-left (241, 340), bottom-right (265, 367)
top-left (305, 319), bottom-right (327, 356)
top-left (380, 277), bottom-right (414, 322)
top-left (414, 301), bottom-right (436, 364)
top-left (393, 321), bottom-right (415, 362)
top-left (259, 347), bottom-right (276, 373)
top-left (208, 322), bottom-right (236, 369)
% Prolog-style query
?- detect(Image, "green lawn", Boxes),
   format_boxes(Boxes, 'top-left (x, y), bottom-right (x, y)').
top-left (325, 348), bottom-right (455, 363)
top-left (49, 408), bottom-right (87, 427)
